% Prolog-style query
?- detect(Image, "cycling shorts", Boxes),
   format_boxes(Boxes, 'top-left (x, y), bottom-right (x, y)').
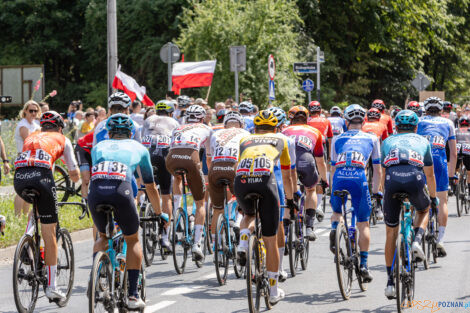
top-left (432, 152), bottom-right (448, 192)
top-left (201, 149), bottom-right (209, 175)
top-left (166, 148), bottom-right (206, 201)
top-left (383, 165), bottom-right (430, 227)
top-left (88, 180), bottom-right (139, 236)
top-left (234, 174), bottom-right (279, 237)
top-left (296, 149), bottom-right (318, 188)
top-left (273, 163), bottom-right (285, 222)
top-left (149, 147), bottom-right (171, 195)
top-left (75, 145), bottom-right (92, 172)
top-left (456, 154), bottom-right (470, 171)
top-left (208, 161), bottom-right (236, 210)
top-left (330, 167), bottom-right (371, 223)
top-left (14, 167), bottom-right (58, 224)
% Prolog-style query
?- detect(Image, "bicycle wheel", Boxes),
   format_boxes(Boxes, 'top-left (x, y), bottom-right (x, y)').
top-left (215, 215), bottom-right (229, 286)
top-left (13, 235), bottom-right (39, 313)
top-left (354, 234), bottom-right (367, 292)
top-left (89, 251), bottom-right (113, 313)
top-left (205, 201), bottom-right (213, 255)
top-left (54, 165), bottom-right (71, 202)
top-left (421, 234), bottom-right (429, 270)
top-left (142, 203), bottom-right (157, 267)
top-left (246, 235), bottom-right (261, 313)
top-left (300, 218), bottom-right (310, 271)
top-left (56, 228), bottom-right (75, 307)
top-left (196, 217), bottom-right (208, 268)
top-left (287, 221), bottom-right (296, 277)
top-left (456, 178), bottom-right (462, 217)
top-left (335, 222), bottom-right (352, 300)
top-left (370, 200), bottom-right (377, 226)
top-left (395, 232), bottom-right (403, 312)
top-left (172, 208), bottom-right (188, 274)
top-left (233, 236), bottom-right (244, 279)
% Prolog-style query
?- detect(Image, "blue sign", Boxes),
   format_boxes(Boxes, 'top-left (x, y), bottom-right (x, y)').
top-left (269, 80), bottom-right (275, 100)
top-left (302, 79), bottom-right (314, 92)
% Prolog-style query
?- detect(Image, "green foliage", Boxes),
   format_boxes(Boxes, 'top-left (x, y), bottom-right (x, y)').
top-left (176, 0), bottom-right (304, 109)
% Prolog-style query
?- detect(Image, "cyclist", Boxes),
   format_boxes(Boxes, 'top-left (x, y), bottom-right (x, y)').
top-left (329, 104), bottom-right (381, 283)
top-left (406, 101), bottom-right (420, 114)
top-left (142, 100), bottom-right (180, 250)
top-left (328, 106), bottom-right (347, 137)
top-left (417, 97), bottom-right (457, 257)
top-left (174, 95), bottom-right (191, 123)
top-left (455, 117), bottom-right (470, 193)
top-left (442, 101), bottom-right (457, 125)
top-left (75, 131), bottom-right (94, 202)
top-left (208, 111), bottom-right (249, 247)
top-left (362, 108), bottom-right (388, 141)
top-left (307, 101), bottom-right (333, 218)
top-left (370, 99), bottom-right (393, 134)
top-left (166, 104), bottom-right (213, 261)
top-left (282, 105), bottom-right (328, 240)
top-left (14, 111), bottom-right (79, 301)
top-left (211, 109), bottom-right (226, 131)
top-left (381, 110), bottom-right (439, 298)
top-left (239, 101), bottom-right (255, 133)
top-left (89, 114), bottom-right (163, 310)
top-left (235, 110), bottom-right (295, 305)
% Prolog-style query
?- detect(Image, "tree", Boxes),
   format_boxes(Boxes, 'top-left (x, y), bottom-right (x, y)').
top-left (176, 0), bottom-right (304, 109)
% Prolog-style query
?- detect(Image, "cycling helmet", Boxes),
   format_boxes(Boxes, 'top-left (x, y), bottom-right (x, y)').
top-left (367, 108), bottom-right (381, 120)
top-left (216, 109), bottom-right (226, 123)
top-left (223, 111), bottom-right (245, 127)
top-left (406, 101), bottom-right (420, 113)
top-left (443, 101), bottom-right (452, 111)
top-left (185, 105), bottom-right (206, 123)
top-left (40, 111), bottom-right (65, 129)
top-left (155, 100), bottom-right (175, 113)
top-left (330, 106), bottom-right (342, 116)
top-left (424, 97), bottom-right (443, 111)
top-left (395, 110), bottom-right (418, 130)
top-left (459, 117), bottom-right (469, 127)
top-left (177, 95), bottom-right (191, 108)
top-left (344, 104), bottom-right (366, 122)
top-left (106, 113), bottom-right (135, 135)
top-left (267, 107), bottom-right (287, 127)
top-left (308, 101), bottom-right (321, 113)
top-left (239, 101), bottom-right (253, 114)
top-left (254, 110), bottom-right (278, 127)
top-left (391, 108), bottom-right (402, 119)
top-left (371, 99), bottom-right (385, 111)
top-left (288, 105), bottom-right (309, 120)
top-left (108, 92), bottom-right (131, 109)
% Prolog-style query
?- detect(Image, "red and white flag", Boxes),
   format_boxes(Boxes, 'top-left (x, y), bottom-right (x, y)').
top-left (112, 67), bottom-right (154, 106)
top-left (172, 60), bottom-right (216, 95)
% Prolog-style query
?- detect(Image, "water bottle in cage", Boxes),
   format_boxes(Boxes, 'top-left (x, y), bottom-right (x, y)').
top-left (348, 226), bottom-right (356, 249)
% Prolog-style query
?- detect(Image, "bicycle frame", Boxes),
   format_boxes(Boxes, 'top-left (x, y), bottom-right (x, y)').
top-left (218, 185), bottom-right (233, 253)
top-left (390, 200), bottom-right (413, 276)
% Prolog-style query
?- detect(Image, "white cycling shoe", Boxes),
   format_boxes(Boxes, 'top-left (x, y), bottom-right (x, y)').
top-left (384, 285), bottom-right (396, 299)
top-left (278, 270), bottom-right (288, 283)
top-left (128, 296), bottom-right (146, 310)
top-left (191, 243), bottom-right (204, 261)
top-left (269, 288), bottom-right (285, 305)
top-left (411, 241), bottom-right (425, 261)
top-left (45, 287), bottom-right (66, 301)
top-left (436, 242), bottom-right (447, 257)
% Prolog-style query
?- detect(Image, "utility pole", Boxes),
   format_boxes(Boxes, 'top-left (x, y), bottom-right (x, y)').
top-left (316, 46), bottom-right (321, 101)
top-left (107, 0), bottom-right (118, 97)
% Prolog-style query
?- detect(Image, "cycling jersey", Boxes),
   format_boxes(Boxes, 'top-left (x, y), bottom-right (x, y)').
top-left (417, 115), bottom-right (456, 192)
top-left (378, 113), bottom-right (393, 134)
top-left (77, 131), bottom-right (94, 154)
top-left (362, 120), bottom-right (388, 141)
top-left (211, 124), bottom-right (225, 132)
top-left (328, 116), bottom-right (347, 137)
top-left (281, 124), bottom-right (324, 158)
top-left (307, 116), bottom-right (333, 142)
top-left (209, 128), bottom-right (250, 163)
top-left (381, 133), bottom-right (433, 168)
top-left (243, 116), bottom-right (255, 133)
top-left (93, 117), bottom-right (142, 146)
top-left (142, 115), bottom-right (180, 138)
top-left (170, 123), bottom-right (212, 152)
top-left (455, 127), bottom-right (470, 170)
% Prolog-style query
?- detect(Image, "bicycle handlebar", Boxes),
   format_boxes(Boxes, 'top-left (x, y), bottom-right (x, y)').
top-left (57, 202), bottom-right (89, 220)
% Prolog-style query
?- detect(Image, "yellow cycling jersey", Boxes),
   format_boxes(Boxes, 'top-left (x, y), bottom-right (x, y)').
top-left (237, 133), bottom-right (291, 176)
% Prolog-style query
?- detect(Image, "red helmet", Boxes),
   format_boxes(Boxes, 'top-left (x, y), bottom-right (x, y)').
top-left (459, 117), bottom-right (469, 127)
top-left (40, 111), bottom-right (65, 129)
top-left (367, 108), bottom-right (381, 120)
top-left (406, 101), bottom-right (420, 113)
top-left (371, 99), bottom-right (385, 111)
top-left (308, 101), bottom-right (321, 113)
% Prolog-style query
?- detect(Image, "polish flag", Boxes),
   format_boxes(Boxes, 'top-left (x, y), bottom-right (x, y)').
top-left (172, 60), bottom-right (216, 95)
top-left (112, 68), bottom-right (154, 106)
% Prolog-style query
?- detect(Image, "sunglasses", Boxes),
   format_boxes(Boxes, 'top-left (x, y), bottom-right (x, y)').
top-left (29, 109), bottom-right (38, 113)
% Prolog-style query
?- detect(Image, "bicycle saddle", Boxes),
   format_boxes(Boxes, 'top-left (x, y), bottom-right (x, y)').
top-left (21, 188), bottom-right (40, 203)
top-left (217, 178), bottom-right (231, 186)
top-left (175, 168), bottom-right (188, 175)
top-left (333, 190), bottom-right (349, 198)
top-left (244, 193), bottom-right (263, 201)
top-left (393, 193), bottom-right (408, 201)
top-left (96, 204), bottom-right (116, 214)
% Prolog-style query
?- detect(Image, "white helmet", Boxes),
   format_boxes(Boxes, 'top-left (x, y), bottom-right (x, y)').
top-left (330, 106), bottom-right (342, 115)
top-left (185, 105), bottom-right (206, 123)
top-left (424, 97), bottom-right (443, 111)
top-left (223, 111), bottom-right (245, 127)
top-left (108, 92), bottom-right (131, 109)
top-left (344, 104), bottom-right (366, 122)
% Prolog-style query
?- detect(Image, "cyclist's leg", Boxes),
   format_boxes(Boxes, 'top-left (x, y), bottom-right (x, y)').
top-left (296, 151), bottom-right (319, 233)
top-left (75, 145), bottom-right (91, 199)
top-left (463, 156), bottom-right (470, 191)
top-left (354, 171), bottom-right (372, 268)
top-left (433, 155), bottom-right (449, 245)
top-left (153, 148), bottom-right (172, 226)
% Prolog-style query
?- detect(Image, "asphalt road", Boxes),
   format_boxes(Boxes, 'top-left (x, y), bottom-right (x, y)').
top-left (1, 196), bottom-right (470, 313)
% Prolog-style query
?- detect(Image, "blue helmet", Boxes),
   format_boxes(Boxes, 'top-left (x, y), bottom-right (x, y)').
top-left (106, 113), bottom-right (135, 135)
top-left (395, 109), bottom-right (419, 130)
top-left (266, 107), bottom-right (286, 127)
top-left (344, 104), bottom-right (366, 122)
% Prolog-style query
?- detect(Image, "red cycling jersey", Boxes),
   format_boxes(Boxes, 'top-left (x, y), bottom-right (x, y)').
top-left (282, 124), bottom-right (324, 157)
top-left (307, 116), bottom-right (333, 142)
top-left (77, 131), bottom-right (94, 154)
top-left (362, 121), bottom-right (388, 141)
top-left (365, 113), bottom-right (393, 134)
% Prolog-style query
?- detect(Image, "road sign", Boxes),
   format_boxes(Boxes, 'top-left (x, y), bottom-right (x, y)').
top-left (160, 42), bottom-right (181, 64)
top-left (411, 72), bottom-right (431, 91)
top-left (302, 79), bottom-right (314, 92)
top-left (230, 46), bottom-right (246, 72)
top-left (269, 80), bottom-right (275, 100)
top-left (0, 96), bottom-right (12, 103)
top-left (268, 54), bottom-right (275, 80)
top-left (293, 62), bottom-right (317, 74)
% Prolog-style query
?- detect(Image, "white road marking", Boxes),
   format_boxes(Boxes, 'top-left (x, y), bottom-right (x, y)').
top-left (161, 285), bottom-right (205, 296)
top-left (145, 300), bottom-right (176, 312)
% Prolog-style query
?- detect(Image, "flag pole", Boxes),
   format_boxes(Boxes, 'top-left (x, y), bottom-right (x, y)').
top-left (205, 84), bottom-right (212, 102)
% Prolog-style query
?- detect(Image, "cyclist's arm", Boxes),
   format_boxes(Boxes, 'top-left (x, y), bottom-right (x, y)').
top-left (63, 138), bottom-right (80, 182)
top-left (146, 183), bottom-right (162, 215)
top-left (139, 148), bottom-right (162, 213)
top-left (423, 165), bottom-right (437, 198)
top-left (315, 156), bottom-right (328, 183)
top-left (447, 139), bottom-right (457, 177)
top-left (281, 169), bottom-right (294, 200)
top-left (372, 163), bottom-right (381, 194)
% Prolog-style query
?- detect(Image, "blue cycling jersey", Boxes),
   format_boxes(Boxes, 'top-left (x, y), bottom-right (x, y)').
top-left (328, 116), bottom-right (347, 136)
top-left (331, 130), bottom-right (381, 168)
top-left (381, 133), bottom-right (433, 168)
top-left (93, 118), bottom-right (142, 146)
top-left (244, 116), bottom-right (255, 133)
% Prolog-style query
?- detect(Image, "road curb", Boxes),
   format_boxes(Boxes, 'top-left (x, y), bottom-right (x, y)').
top-left (0, 227), bottom-right (93, 265)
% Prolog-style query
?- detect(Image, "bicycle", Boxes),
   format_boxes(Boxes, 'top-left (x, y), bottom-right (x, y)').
top-left (390, 193), bottom-right (419, 312)
top-left (213, 178), bottom-right (244, 285)
top-left (333, 190), bottom-right (367, 300)
top-left (54, 164), bottom-right (82, 202)
top-left (13, 189), bottom-right (77, 313)
top-left (370, 194), bottom-right (383, 226)
top-left (172, 169), bottom-right (210, 274)
top-left (454, 156), bottom-right (468, 217)
top-left (245, 193), bottom-right (272, 313)
top-left (425, 198), bottom-right (440, 265)
top-left (88, 204), bottom-right (146, 313)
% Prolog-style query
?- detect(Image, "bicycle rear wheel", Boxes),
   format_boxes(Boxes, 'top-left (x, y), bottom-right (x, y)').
top-left (354, 234), bottom-right (367, 292)
top-left (172, 208), bottom-right (188, 274)
top-left (456, 178), bottom-right (462, 217)
top-left (300, 217), bottom-right (310, 271)
top-left (246, 235), bottom-right (261, 313)
top-left (89, 251), bottom-right (113, 313)
top-left (142, 203), bottom-right (157, 267)
top-left (370, 199), bottom-right (377, 226)
top-left (215, 215), bottom-right (229, 286)
top-left (13, 235), bottom-right (39, 313)
top-left (54, 165), bottom-right (71, 202)
top-left (56, 228), bottom-right (75, 307)
top-left (287, 221), bottom-right (296, 277)
top-left (421, 234), bottom-right (429, 270)
top-left (205, 201), bottom-right (213, 255)
top-left (335, 222), bottom-right (353, 300)
top-left (395, 233), bottom-right (403, 312)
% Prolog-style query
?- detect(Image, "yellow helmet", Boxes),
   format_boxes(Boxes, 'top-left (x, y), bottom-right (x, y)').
top-left (254, 110), bottom-right (278, 127)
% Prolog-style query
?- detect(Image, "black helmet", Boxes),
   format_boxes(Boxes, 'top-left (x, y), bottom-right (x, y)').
top-left (40, 111), bottom-right (65, 129)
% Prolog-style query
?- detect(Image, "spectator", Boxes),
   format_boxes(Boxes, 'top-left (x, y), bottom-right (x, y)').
top-left (79, 111), bottom-right (95, 137)
top-left (95, 106), bottom-right (107, 124)
top-left (215, 102), bottom-right (225, 114)
top-left (144, 107), bottom-right (156, 120)
top-left (14, 100), bottom-right (41, 216)
top-left (252, 105), bottom-right (259, 115)
top-left (39, 101), bottom-right (49, 112)
top-left (130, 100), bottom-right (144, 125)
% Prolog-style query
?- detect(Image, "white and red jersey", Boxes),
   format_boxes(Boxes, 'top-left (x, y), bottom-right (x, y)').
top-left (170, 123), bottom-right (213, 151)
top-left (209, 128), bottom-right (249, 163)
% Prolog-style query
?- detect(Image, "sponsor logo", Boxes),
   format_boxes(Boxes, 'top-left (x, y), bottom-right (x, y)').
top-left (392, 171), bottom-right (414, 177)
top-left (247, 177), bottom-right (262, 183)
top-left (213, 166), bottom-right (233, 171)
top-left (98, 185), bottom-right (114, 190)
top-left (240, 179), bottom-right (246, 184)
top-left (171, 154), bottom-right (191, 160)
top-left (15, 171), bottom-right (41, 180)
top-left (125, 189), bottom-right (130, 195)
